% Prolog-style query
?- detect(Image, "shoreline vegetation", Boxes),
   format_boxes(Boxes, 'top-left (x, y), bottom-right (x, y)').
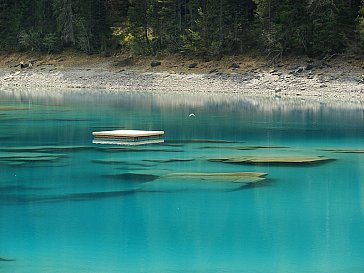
top-left (1, 1), bottom-right (363, 105)
top-left (0, 51), bottom-right (363, 106)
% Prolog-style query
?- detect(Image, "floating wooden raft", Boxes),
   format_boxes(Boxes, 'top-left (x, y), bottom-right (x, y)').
top-left (92, 139), bottom-right (164, 146)
top-left (92, 130), bottom-right (164, 140)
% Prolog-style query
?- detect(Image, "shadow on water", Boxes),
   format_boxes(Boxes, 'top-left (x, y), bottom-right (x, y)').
top-left (0, 180), bottom-right (272, 204)
top-left (0, 146), bottom-right (94, 153)
top-left (53, 118), bottom-right (94, 122)
top-left (0, 190), bottom-right (139, 204)
top-left (142, 158), bottom-right (195, 163)
top-left (36, 190), bottom-right (138, 203)
top-left (0, 257), bottom-right (15, 262)
top-left (0, 185), bottom-right (49, 193)
top-left (101, 173), bottom-right (160, 183)
top-left (95, 147), bottom-right (184, 153)
top-left (165, 139), bottom-right (237, 144)
top-left (92, 159), bottom-right (157, 168)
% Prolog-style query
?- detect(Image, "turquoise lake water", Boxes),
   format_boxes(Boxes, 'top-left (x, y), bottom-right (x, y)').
top-left (1, 90), bottom-right (364, 273)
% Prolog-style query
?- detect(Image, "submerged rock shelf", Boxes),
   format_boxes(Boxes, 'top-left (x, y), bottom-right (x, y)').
top-left (141, 171), bottom-right (268, 191)
top-left (0, 146), bottom-right (93, 153)
top-left (318, 148), bottom-right (364, 153)
top-left (200, 145), bottom-right (289, 150)
top-left (0, 152), bottom-right (66, 166)
top-left (162, 172), bottom-right (267, 183)
top-left (102, 171), bottom-right (268, 192)
top-left (2, 171), bottom-right (270, 204)
top-left (209, 156), bottom-right (335, 165)
top-left (0, 106), bottom-right (28, 111)
top-left (165, 139), bottom-right (236, 144)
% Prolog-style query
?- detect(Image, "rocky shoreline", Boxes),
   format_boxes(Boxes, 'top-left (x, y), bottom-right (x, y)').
top-left (0, 56), bottom-right (363, 106)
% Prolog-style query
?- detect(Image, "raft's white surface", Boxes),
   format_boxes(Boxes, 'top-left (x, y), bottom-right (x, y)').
top-left (92, 130), bottom-right (164, 139)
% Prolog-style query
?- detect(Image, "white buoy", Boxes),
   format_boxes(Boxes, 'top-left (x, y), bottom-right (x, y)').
top-left (189, 113), bottom-right (196, 117)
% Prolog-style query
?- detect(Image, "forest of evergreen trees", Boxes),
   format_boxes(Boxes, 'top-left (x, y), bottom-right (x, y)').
top-left (0, 0), bottom-right (363, 58)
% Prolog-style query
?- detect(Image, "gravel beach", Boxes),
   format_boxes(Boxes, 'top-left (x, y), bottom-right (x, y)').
top-left (0, 55), bottom-right (363, 106)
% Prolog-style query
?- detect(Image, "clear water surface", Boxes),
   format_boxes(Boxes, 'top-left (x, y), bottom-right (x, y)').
top-left (0, 89), bottom-right (364, 273)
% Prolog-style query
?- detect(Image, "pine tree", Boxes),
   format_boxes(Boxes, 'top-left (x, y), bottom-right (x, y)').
top-left (90, 0), bottom-right (112, 53)
top-left (128, 0), bottom-right (150, 53)
top-left (255, 0), bottom-right (310, 58)
top-left (220, 0), bottom-right (257, 53)
top-left (0, 0), bottom-right (9, 49)
top-left (360, 0), bottom-right (364, 47)
top-left (0, 0), bottom-right (362, 55)
top-left (53, 0), bottom-right (76, 45)
top-left (148, 0), bottom-right (182, 52)
top-left (307, 0), bottom-right (359, 55)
